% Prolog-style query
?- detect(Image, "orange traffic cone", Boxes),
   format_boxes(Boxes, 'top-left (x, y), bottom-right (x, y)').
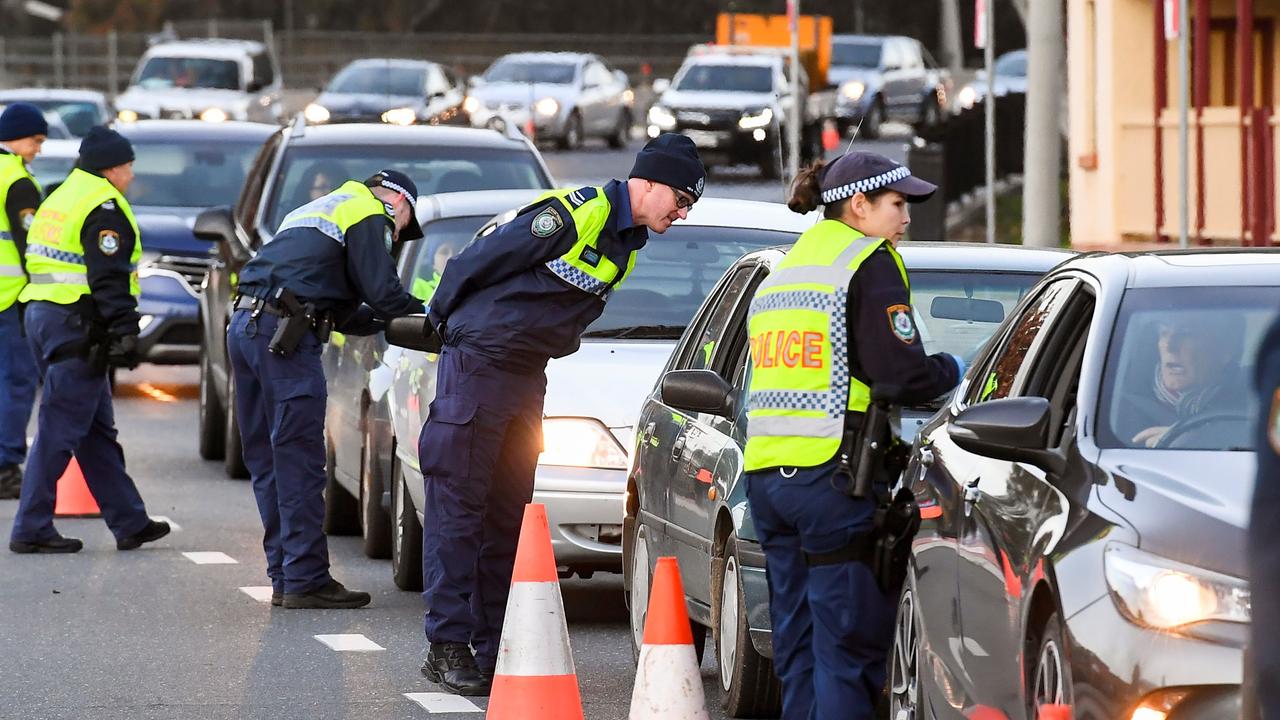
top-left (54, 457), bottom-right (100, 518)
top-left (486, 503), bottom-right (583, 720)
top-left (1038, 705), bottom-right (1072, 720)
top-left (821, 119), bottom-right (841, 152)
top-left (629, 557), bottom-right (709, 720)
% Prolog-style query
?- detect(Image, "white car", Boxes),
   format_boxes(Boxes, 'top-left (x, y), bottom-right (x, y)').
top-left (114, 39), bottom-right (283, 124)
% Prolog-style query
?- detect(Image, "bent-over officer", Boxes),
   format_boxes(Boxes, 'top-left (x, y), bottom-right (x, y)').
top-left (418, 133), bottom-right (705, 695)
top-left (9, 126), bottom-right (170, 554)
top-left (229, 169), bottom-right (424, 609)
top-left (1251, 315), bottom-right (1280, 718)
top-left (742, 152), bottom-right (964, 718)
top-left (0, 103), bottom-right (48, 499)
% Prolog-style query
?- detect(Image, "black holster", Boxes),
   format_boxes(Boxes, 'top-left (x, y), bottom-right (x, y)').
top-left (267, 288), bottom-right (321, 357)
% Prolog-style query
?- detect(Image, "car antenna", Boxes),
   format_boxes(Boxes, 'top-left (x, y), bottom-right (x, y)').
top-left (844, 113), bottom-right (866, 156)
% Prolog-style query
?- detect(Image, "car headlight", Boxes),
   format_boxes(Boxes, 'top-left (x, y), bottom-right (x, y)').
top-left (304, 103), bottom-right (330, 123)
top-left (957, 85), bottom-right (978, 110)
top-left (539, 417), bottom-right (628, 470)
top-left (117, 109), bottom-right (139, 123)
top-left (738, 107), bottom-right (774, 130)
top-left (1104, 542), bottom-right (1250, 629)
top-left (199, 107), bottom-right (229, 123)
top-left (647, 105), bottom-right (675, 129)
top-left (840, 81), bottom-right (866, 102)
top-left (381, 107), bottom-right (417, 126)
top-left (534, 97), bottom-right (559, 117)
top-left (462, 96), bottom-right (480, 114)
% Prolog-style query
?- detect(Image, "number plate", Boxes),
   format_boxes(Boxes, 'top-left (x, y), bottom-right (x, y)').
top-left (684, 129), bottom-right (725, 148)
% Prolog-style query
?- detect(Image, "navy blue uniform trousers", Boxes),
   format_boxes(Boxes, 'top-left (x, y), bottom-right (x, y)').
top-left (419, 345), bottom-right (546, 670)
top-left (0, 303), bottom-right (37, 467)
top-left (1251, 316), bottom-right (1280, 718)
top-left (746, 458), bottom-right (894, 720)
top-left (10, 301), bottom-right (149, 543)
top-left (227, 309), bottom-right (331, 595)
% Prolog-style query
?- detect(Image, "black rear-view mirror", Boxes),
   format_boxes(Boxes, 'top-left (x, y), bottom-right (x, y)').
top-left (193, 206), bottom-right (236, 244)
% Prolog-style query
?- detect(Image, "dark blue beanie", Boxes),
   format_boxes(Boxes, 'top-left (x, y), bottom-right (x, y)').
top-left (0, 103), bottom-right (49, 141)
top-left (629, 132), bottom-right (706, 201)
top-left (79, 125), bottom-right (134, 172)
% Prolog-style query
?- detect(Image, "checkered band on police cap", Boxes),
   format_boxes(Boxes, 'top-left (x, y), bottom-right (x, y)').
top-left (820, 166), bottom-right (911, 204)
top-left (817, 151), bottom-right (937, 204)
top-left (369, 169), bottom-right (419, 210)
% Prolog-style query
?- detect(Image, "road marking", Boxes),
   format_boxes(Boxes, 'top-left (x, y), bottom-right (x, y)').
top-left (404, 693), bottom-right (483, 713)
top-left (182, 551), bottom-right (237, 564)
top-left (239, 586), bottom-right (274, 603)
top-left (314, 634), bottom-right (384, 652)
top-left (151, 515), bottom-right (181, 531)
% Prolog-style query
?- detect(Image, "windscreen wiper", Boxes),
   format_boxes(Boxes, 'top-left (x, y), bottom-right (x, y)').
top-left (582, 324), bottom-right (686, 340)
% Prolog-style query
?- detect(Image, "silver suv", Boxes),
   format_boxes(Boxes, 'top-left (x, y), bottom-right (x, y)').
top-left (115, 39), bottom-right (283, 124)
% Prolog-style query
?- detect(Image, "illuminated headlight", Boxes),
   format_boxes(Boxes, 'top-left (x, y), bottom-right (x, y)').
top-left (738, 107), bottom-right (773, 130)
top-left (462, 96), bottom-right (480, 114)
top-left (303, 103), bottom-right (330, 123)
top-left (647, 105), bottom-right (675, 129)
top-left (199, 107), bottom-right (229, 123)
top-left (382, 107), bottom-right (417, 126)
top-left (539, 417), bottom-right (628, 469)
top-left (1104, 542), bottom-right (1250, 629)
top-left (622, 88), bottom-right (635, 105)
top-left (957, 85), bottom-right (978, 110)
top-left (117, 109), bottom-right (139, 123)
top-left (840, 81), bottom-right (866, 102)
top-left (138, 314), bottom-right (154, 332)
top-left (534, 97), bottom-right (559, 117)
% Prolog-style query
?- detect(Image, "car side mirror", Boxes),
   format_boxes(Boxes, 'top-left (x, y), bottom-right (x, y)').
top-left (660, 369), bottom-right (736, 418)
top-left (950, 397), bottom-right (1066, 474)
top-left (193, 206), bottom-right (236, 244)
top-left (385, 313), bottom-right (442, 353)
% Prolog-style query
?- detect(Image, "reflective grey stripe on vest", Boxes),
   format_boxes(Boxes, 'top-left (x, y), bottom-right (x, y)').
top-left (27, 244), bottom-right (86, 265)
top-left (275, 215), bottom-right (345, 245)
top-left (545, 257), bottom-right (612, 298)
top-left (0, 266), bottom-right (23, 277)
top-left (27, 271), bottom-right (87, 284)
top-left (747, 414), bottom-right (845, 438)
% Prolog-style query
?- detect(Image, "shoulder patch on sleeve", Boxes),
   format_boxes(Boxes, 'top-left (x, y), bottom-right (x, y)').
top-left (98, 229), bottom-right (121, 256)
top-left (886, 303), bottom-right (917, 344)
top-left (531, 206), bottom-right (564, 238)
top-left (18, 208), bottom-right (34, 230)
top-left (384, 226), bottom-right (394, 252)
top-left (565, 187), bottom-right (598, 209)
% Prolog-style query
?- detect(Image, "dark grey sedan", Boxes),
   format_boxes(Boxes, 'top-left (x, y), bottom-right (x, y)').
top-left (625, 242), bottom-right (1071, 717)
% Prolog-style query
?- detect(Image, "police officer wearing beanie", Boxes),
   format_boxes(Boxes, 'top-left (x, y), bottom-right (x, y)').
top-left (0, 103), bottom-right (48, 499)
top-left (417, 132), bottom-right (705, 695)
top-left (9, 126), bottom-right (170, 554)
top-left (229, 169), bottom-right (424, 609)
top-left (743, 152), bottom-right (964, 719)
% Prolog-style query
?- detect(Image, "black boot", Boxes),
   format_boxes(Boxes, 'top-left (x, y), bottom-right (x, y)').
top-left (10, 534), bottom-right (84, 554)
top-left (117, 519), bottom-right (171, 550)
top-left (0, 464), bottom-right (22, 500)
top-left (282, 579), bottom-right (371, 609)
top-left (421, 642), bottom-right (491, 696)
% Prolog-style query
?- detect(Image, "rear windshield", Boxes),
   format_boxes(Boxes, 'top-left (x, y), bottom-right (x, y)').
top-left (136, 56), bottom-right (241, 91)
top-left (126, 137), bottom-right (267, 209)
top-left (909, 271), bottom-right (1042, 360)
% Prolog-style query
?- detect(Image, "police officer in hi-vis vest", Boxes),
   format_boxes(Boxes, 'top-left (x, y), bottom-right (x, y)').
top-left (418, 133), bottom-right (704, 695)
top-left (9, 126), bottom-right (170, 554)
top-left (229, 169), bottom-right (424, 609)
top-left (0, 103), bottom-right (48, 500)
top-left (1250, 315), bottom-right (1280, 718)
top-left (743, 152), bottom-right (964, 719)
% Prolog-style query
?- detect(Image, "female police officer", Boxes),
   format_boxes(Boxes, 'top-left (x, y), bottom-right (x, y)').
top-left (742, 152), bottom-right (963, 719)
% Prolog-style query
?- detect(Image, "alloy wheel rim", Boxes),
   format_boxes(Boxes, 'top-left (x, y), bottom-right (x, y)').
top-left (889, 590), bottom-right (919, 719)
top-left (718, 555), bottom-right (740, 691)
top-left (1034, 638), bottom-right (1065, 707)
top-left (630, 531), bottom-right (650, 652)
top-left (393, 470), bottom-right (404, 559)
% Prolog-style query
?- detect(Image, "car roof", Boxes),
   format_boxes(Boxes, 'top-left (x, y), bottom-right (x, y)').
top-left (684, 49), bottom-right (782, 67)
top-left (414, 189), bottom-right (545, 224)
top-left (1064, 248), bottom-right (1280, 289)
top-left (143, 39), bottom-right (265, 59)
top-left (36, 138), bottom-right (80, 158)
top-left (0, 88), bottom-right (106, 102)
top-left (342, 58), bottom-right (438, 71)
top-left (742, 241), bottom-right (1075, 272)
top-left (287, 122), bottom-right (532, 150)
top-left (492, 52), bottom-right (589, 65)
top-left (832, 34), bottom-right (907, 45)
top-left (675, 198), bottom-right (818, 233)
top-left (117, 119), bottom-right (277, 141)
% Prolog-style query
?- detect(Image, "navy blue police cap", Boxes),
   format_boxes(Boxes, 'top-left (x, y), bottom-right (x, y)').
top-left (366, 169), bottom-right (423, 241)
top-left (819, 151), bottom-right (937, 204)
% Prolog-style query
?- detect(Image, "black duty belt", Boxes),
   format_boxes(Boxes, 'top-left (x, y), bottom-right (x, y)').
top-left (234, 295), bottom-right (285, 316)
top-left (803, 532), bottom-right (875, 567)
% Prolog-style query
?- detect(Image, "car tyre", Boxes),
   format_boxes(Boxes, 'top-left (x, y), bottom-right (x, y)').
top-left (391, 457), bottom-right (423, 591)
top-left (1028, 611), bottom-right (1072, 716)
top-left (915, 96), bottom-right (941, 135)
top-left (198, 339), bottom-right (226, 460)
top-left (322, 439), bottom-right (360, 535)
top-left (861, 97), bottom-right (884, 139)
top-left (608, 109), bottom-right (631, 149)
top-left (713, 533), bottom-right (781, 717)
top-left (223, 374), bottom-right (249, 479)
top-left (627, 520), bottom-right (652, 662)
top-left (759, 144), bottom-right (782, 181)
top-left (890, 582), bottom-right (926, 720)
top-left (360, 419), bottom-right (393, 559)
top-left (558, 112), bottom-right (583, 151)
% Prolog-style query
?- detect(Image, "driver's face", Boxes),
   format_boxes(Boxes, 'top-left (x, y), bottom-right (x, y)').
top-left (1157, 325), bottom-right (1223, 394)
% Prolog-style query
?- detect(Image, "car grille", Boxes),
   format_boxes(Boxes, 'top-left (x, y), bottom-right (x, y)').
top-left (147, 255), bottom-right (213, 292)
top-left (159, 108), bottom-right (192, 120)
top-left (674, 108), bottom-right (741, 130)
top-left (486, 101), bottom-right (524, 112)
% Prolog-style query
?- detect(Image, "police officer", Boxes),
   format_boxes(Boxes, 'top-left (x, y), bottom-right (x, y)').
top-left (742, 152), bottom-right (964, 719)
top-left (1250, 315), bottom-right (1280, 718)
top-left (418, 133), bottom-right (704, 695)
top-left (0, 103), bottom-right (47, 499)
top-left (229, 169), bottom-right (424, 609)
top-left (8, 126), bottom-right (170, 554)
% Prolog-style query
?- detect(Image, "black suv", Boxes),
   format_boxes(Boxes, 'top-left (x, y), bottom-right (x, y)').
top-left (193, 120), bottom-right (553, 477)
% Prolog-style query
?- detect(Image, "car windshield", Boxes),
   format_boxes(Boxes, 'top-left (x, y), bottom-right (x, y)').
top-left (266, 145), bottom-right (549, 231)
top-left (329, 65), bottom-right (426, 96)
top-left (832, 42), bottom-right (883, 69)
top-left (910, 271), bottom-right (1042, 359)
top-left (675, 64), bottom-right (774, 93)
top-left (1097, 286), bottom-right (1277, 451)
top-left (583, 226), bottom-right (798, 339)
top-left (28, 154), bottom-right (76, 189)
top-left (483, 60), bottom-right (576, 84)
top-left (3, 99), bottom-right (100, 137)
top-left (136, 56), bottom-right (240, 91)
top-left (125, 138), bottom-right (265, 208)
top-left (404, 215), bottom-right (493, 302)
top-left (995, 52), bottom-right (1027, 78)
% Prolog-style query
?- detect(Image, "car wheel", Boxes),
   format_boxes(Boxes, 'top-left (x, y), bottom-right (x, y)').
top-left (608, 109), bottom-right (631, 149)
top-left (360, 420), bottom-right (393, 559)
top-left (890, 584), bottom-right (925, 720)
top-left (197, 338), bottom-right (226, 460)
top-left (223, 375), bottom-right (249, 479)
top-left (714, 533), bottom-right (782, 717)
top-left (391, 457), bottom-right (423, 591)
top-left (861, 98), bottom-right (884, 140)
top-left (915, 97), bottom-right (941, 134)
top-left (1029, 612), bottom-right (1072, 715)
top-left (322, 438), bottom-right (360, 535)
top-left (558, 112), bottom-right (583, 150)
top-left (627, 521), bottom-right (652, 662)
top-left (758, 144), bottom-right (782, 180)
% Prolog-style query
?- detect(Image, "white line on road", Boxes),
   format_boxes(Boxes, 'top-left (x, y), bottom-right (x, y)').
top-left (404, 693), bottom-right (483, 713)
top-left (314, 634), bottom-right (384, 652)
top-left (182, 551), bottom-right (237, 564)
top-left (238, 586), bottom-right (274, 603)
top-left (151, 515), bottom-right (181, 531)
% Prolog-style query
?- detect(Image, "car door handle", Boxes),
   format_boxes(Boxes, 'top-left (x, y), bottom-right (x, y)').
top-left (639, 421), bottom-right (656, 447)
top-left (671, 432), bottom-right (687, 462)
top-left (919, 445), bottom-right (935, 467)
top-left (963, 478), bottom-right (981, 517)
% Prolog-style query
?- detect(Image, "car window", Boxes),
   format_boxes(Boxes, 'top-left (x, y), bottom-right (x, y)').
top-left (921, 47), bottom-right (941, 70)
top-left (329, 64), bottom-right (426, 96)
top-left (1031, 291), bottom-right (1095, 447)
top-left (910, 271), bottom-right (1043, 361)
top-left (584, 63), bottom-right (611, 88)
top-left (1098, 286), bottom-right (1279, 451)
top-left (136, 56), bottom-right (241, 91)
top-left (964, 278), bottom-right (1079, 405)
top-left (4, 99), bottom-right (100, 137)
top-left (237, 129), bottom-right (283, 231)
top-left (684, 266), bottom-right (758, 372)
top-left (483, 59), bottom-right (576, 84)
top-left (674, 64), bottom-right (774, 93)
top-left (832, 41), bottom-right (882, 69)
top-left (995, 52), bottom-right (1027, 78)
top-left (402, 215), bottom-right (490, 303)
top-left (251, 51), bottom-right (274, 87)
top-left (125, 137), bottom-right (267, 209)
top-left (426, 67), bottom-right (449, 96)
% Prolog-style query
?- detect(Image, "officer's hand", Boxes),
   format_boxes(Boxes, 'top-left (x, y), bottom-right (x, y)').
top-left (107, 333), bottom-right (140, 370)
